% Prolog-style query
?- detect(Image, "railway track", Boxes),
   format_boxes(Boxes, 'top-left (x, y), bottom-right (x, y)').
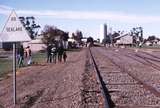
top-left (141, 51), bottom-right (160, 60)
top-left (118, 51), bottom-right (160, 71)
top-left (122, 48), bottom-right (160, 71)
top-left (89, 48), bottom-right (114, 108)
top-left (90, 47), bottom-right (160, 107)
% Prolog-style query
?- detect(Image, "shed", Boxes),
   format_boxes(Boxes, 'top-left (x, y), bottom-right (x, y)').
top-left (116, 34), bottom-right (133, 45)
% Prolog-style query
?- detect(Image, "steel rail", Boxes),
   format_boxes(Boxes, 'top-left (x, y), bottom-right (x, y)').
top-left (89, 48), bottom-right (115, 108)
top-left (102, 48), bottom-right (160, 97)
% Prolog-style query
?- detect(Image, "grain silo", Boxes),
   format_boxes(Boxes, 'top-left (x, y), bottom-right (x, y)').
top-left (99, 24), bottom-right (107, 43)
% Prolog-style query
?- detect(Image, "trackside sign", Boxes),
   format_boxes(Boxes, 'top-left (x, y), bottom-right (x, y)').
top-left (0, 10), bottom-right (31, 42)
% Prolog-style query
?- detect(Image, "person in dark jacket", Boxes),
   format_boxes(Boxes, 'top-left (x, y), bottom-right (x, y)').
top-left (57, 46), bottom-right (64, 62)
top-left (63, 51), bottom-right (67, 62)
top-left (17, 45), bottom-right (24, 67)
top-left (47, 44), bottom-right (52, 63)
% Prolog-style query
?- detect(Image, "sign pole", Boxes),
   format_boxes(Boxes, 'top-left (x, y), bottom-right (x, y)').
top-left (13, 42), bottom-right (16, 105)
top-left (0, 10), bottom-right (31, 105)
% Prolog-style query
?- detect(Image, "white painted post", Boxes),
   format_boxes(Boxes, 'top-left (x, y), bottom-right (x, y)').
top-left (13, 43), bottom-right (16, 105)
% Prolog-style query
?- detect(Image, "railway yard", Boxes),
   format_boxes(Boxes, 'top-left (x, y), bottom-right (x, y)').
top-left (92, 47), bottom-right (160, 108)
top-left (0, 47), bottom-right (160, 108)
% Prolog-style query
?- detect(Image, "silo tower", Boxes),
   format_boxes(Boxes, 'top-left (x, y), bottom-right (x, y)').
top-left (99, 23), bottom-right (107, 43)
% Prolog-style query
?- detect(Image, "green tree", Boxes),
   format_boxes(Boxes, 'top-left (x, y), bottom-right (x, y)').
top-left (87, 37), bottom-right (94, 43)
top-left (19, 16), bottom-right (40, 39)
top-left (41, 25), bottom-right (69, 45)
top-left (72, 30), bottom-right (83, 42)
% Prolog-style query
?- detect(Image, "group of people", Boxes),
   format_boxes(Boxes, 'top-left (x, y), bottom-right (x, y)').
top-left (47, 44), bottom-right (67, 63)
top-left (17, 45), bottom-right (32, 67)
top-left (17, 43), bottom-right (67, 67)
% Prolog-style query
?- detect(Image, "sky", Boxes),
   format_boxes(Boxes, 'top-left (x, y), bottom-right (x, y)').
top-left (1, 0), bottom-right (160, 39)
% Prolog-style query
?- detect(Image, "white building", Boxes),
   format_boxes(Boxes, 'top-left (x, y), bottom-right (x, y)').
top-left (100, 24), bottom-right (107, 43)
top-left (0, 43), bottom-right (2, 49)
top-left (23, 35), bottom-right (46, 52)
top-left (0, 34), bottom-right (3, 48)
top-left (116, 34), bottom-right (133, 45)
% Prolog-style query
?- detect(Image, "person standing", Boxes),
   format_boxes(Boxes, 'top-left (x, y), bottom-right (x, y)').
top-left (63, 51), bottom-right (67, 62)
top-left (25, 46), bottom-right (32, 65)
top-left (17, 45), bottom-right (24, 67)
top-left (47, 44), bottom-right (52, 63)
top-left (51, 44), bottom-right (57, 63)
top-left (57, 46), bottom-right (64, 62)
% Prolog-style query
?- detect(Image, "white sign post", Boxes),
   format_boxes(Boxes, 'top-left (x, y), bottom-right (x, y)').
top-left (13, 42), bottom-right (16, 105)
top-left (0, 10), bottom-right (31, 106)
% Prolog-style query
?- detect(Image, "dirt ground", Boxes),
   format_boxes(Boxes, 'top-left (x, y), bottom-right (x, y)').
top-left (2, 46), bottom-right (160, 108)
top-left (0, 49), bottom-right (88, 108)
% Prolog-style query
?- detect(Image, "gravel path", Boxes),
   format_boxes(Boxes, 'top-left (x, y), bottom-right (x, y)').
top-left (80, 49), bottom-right (104, 108)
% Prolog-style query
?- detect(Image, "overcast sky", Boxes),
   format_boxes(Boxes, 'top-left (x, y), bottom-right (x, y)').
top-left (1, 0), bottom-right (160, 39)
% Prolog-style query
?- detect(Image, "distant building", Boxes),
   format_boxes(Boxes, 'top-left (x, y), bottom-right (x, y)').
top-left (0, 33), bottom-right (12, 50)
top-left (23, 34), bottom-right (46, 52)
top-left (0, 42), bottom-right (2, 48)
top-left (0, 33), bottom-right (2, 48)
top-left (68, 38), bottom-right (76, 43)
top-left (145, 41), bottom-right (152, 46)
top-left (115, 33), bottom-right (133, 45)
top-left (144, 39), bottom-right (160, 46)
top-left (100, 24), bottom-right (107, 43)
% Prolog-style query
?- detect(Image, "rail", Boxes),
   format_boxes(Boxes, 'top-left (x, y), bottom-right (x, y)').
top-left (89, 48), bottom-right (115, 108)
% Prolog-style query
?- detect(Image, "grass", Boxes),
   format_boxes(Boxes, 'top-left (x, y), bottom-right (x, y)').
top-left (0, 52), bottom-right (46, 78)
top-left (32, 52), bottom-right (46, 63)
top-left (0, 49), bottom-right (81, 78)
top-left (0, 58), bottom-right (12, 78)
top-left (66, 48), bottom-right (82, 52)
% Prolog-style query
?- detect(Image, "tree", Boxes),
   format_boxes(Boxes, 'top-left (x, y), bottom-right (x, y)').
top-left (147, 35), bottom-right (156, 41)
top-left (41, 25), bottom-right (56, 45)
top-left (41, 25), bottom-right (69, 45)
top-left (87, 37), bottom-right (94, 44)
top-left (112, 32), bottom-right (120, 43)
top-left (131, 27), bottom-right (143, 42)
top-left (61, 32), bottom-right (69, 41)
top-left (19, 16), bottom-right (40, 39)
top-left (130, 27), bottom-right (143, 46)
top-left (146, 35), bottom-right (157, 45)
top-left (72, 30), bottom-right (83, 43)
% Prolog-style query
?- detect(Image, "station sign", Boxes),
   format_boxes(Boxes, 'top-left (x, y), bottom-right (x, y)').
top-left (0, 10), bottom-right (31, 42)
top-left (0, 10), bottom-right (31, 105)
